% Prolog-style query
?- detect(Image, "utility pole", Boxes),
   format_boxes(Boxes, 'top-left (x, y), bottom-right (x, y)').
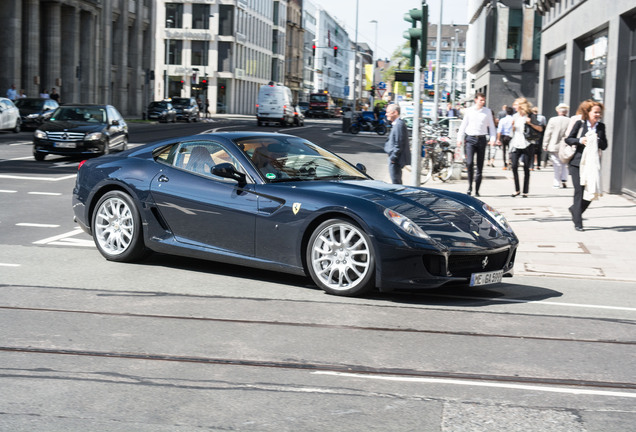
top-left (432, 0), bottom-right (443, 122)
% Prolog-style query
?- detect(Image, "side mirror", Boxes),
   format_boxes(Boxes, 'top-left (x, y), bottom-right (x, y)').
top-left (111, 120), bottom-right (120, 126)
top-left (355, 163), bottom-right (367, 174)
top-left (212, 163), bottom-right (247, 185)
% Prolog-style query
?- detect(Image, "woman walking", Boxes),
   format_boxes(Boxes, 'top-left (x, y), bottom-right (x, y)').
top-left (564, 101), bottom-right (608, 231)
top-left (509, 98), bottom-right (543, 197)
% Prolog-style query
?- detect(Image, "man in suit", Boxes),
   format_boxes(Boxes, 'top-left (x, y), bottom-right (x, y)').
top-left (384, 104), bottom-right (411, 184)
top-left (543, 103), bottom-right (570, 188)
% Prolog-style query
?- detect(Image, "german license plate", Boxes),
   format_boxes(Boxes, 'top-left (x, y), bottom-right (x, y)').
top-left (470, 270), bottom-right (503, 286)
top-left (54, 142), bottom-right (76, 148)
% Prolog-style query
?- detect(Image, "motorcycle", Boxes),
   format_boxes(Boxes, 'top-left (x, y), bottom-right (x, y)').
top-left (349, 113), bottom-right (387, 135)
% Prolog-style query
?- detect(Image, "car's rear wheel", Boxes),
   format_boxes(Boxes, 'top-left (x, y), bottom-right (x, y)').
top-left (13, 118), bottom-right (21, 133)
top-left (307, 219), bottom-right (375, 296)
top-left (92, 191), bottom-right (147, 262)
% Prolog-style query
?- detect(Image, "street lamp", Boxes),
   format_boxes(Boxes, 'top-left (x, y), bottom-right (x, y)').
top-left (370, 19), bottom-right (378, 105)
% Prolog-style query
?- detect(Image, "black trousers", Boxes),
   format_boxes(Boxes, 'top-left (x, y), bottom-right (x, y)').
top-left (569, 165), bottom-right (591, 228)
top-left (501, 135), bottom-right (511, 166)
top-left (465, 135), bottom-right (487, 192)
top-left (510, 147), bottom-right (532, 194)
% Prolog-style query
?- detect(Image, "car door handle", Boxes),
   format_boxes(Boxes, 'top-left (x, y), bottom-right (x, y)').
top-left (158, 175), bottom-right (169, 183)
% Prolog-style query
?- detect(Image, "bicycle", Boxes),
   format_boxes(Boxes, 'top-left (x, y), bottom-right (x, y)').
top-left (420, 135), bottom-right (455, 184)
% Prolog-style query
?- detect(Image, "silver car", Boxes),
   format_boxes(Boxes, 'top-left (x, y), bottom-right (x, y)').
top-left (0, 97), bottom-right (21, 133)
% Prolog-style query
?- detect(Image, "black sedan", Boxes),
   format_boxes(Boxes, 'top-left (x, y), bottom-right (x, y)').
top-left (33, 104), bottom-right (128, 161)
top-left (14, 97), bottom-right (59, 129)
top-left (72, 132), bottom-right (518, 296)
top-left (147, 101), bottom-right (177, 123)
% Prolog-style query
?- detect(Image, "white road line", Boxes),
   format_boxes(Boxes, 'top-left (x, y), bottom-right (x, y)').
top-left (0, 190), bottom-right (17, 193)
top-left (430, 294), bottom-right (636, 312)
top-left (0, 174), bottom-right (76, 181)
top-left (313, 371), bottom-right (636, 399)
top-left (9, 141), bottom-right (32, 146)
top-left (16, 223), bottom-right (60, 228)
top-left (28, 192), bottom-right (63, 196)
top-left (0, 263), bottom-right (21, 267)
top-left (0, 156), bottom-right (32, 162)
top-left (33, 228), bottom-right (94, 247)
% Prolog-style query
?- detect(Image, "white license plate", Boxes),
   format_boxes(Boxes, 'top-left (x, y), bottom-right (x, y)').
top-left (54, 142), bottom-right (77, 148)
top-left (470, 270), bottom-right (503, 286)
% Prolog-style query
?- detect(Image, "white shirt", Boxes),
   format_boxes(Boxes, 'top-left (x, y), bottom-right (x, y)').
top-left (457, 106), bottom-right (497, 143)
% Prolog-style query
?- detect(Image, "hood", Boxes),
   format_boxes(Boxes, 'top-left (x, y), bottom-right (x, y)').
top-left (38, 121), bottom-right (105, 133)
top-left (291, 180), bottom-right (512, 247)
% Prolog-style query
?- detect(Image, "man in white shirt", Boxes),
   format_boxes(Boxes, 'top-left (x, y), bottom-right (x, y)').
top-left (457, 93), bottom-right (497, 196)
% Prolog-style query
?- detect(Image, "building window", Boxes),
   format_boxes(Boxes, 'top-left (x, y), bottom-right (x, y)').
top-left (580, 32), bottom-right (608, 102)
top-left (166, 3), bottom-right (183, 28)
top-left (192, 41), bottom-right (209, 66)
top-left (219, 5), bottom-right (234, 36)
top-left (218, 41), bottom-right (232, 72)
top-left (507, 9), bottom-right (522, 59)
top-left (193, 4), bottom-right (210, 30)
top-left (167, 39), bottom-right (182, 65)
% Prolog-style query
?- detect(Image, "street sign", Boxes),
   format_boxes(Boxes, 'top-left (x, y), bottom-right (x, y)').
top-left (378, 81), bottom-right (386, 89)
top-left (377, 89), bottom-right (386, 98)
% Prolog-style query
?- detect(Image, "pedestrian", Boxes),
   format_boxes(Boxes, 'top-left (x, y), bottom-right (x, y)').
top-left (6, 84), bottom-right (17, 100)
top-left (509, 98), bottom-right (543, 198)
top-left (50, 88), bottom-right (60, 103)
top-left (446, 103), bottom-right (459, 118)
top-left (564, 101), bottom-right (608, 231)
top-left (456, 92), bottom-right (496, 196)
top-left (496, 106), bottom-right (514, 169)
top-left (497, 104), bottom-right (508, 121)
top-left (40, 89), bottom-right (49, 99)
top-left (531, 107), bottom-right (546, 170)
top-left (373, 103), bottom-right (381, 121)
top-left (543, 103), bottom-right (570, 188)
top-left (383, 104), bottom-right (411, 184)
top-left (19, 89), bottom-right (27, 98)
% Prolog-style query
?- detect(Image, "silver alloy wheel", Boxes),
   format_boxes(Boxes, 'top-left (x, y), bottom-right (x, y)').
top-left (310, 222), bottom-right (371, 292)
top-left (94, 196), bottom-right (135, 256)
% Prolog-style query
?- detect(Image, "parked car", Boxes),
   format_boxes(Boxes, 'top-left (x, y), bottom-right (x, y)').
top-left (33, 104), bottom-right (128, 161)
top-left (147, 101), bottom-right (177, 123)
top-left (72, 131), bottom-right (518, 297)
top-left (171, 97), bottom-right (199, 122)
top-left (297, 101), bottom-right (309, 115)
top-left (14, 98), bottom-right (59, 129)
top-left (293, 105), bottom-right (305, 127)
top-left (0, 97), bottom-right (21, 133)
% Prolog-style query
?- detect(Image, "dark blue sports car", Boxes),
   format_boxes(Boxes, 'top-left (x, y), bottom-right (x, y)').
top-left (72, 132), bottom-right (518, 296)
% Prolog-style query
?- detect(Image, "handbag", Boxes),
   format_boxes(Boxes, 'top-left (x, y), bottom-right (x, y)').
top-left (558, 121), bottom-right (583, 164)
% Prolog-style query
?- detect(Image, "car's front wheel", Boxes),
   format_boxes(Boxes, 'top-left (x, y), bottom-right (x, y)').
top-left (92, 191), bottom-right (147, 262)
top-left (306, 219), bottom-right (375, 296)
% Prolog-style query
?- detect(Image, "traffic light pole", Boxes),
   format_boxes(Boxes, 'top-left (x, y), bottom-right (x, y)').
top-left (410, 60), bottom-right (422, 187)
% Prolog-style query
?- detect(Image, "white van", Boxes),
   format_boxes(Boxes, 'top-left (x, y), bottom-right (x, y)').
top-left (256, 82), bottom-right (294, 127)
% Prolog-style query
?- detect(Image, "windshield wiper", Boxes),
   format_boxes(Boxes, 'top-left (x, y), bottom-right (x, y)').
top-left (314, 175), bottom-right (364, 181)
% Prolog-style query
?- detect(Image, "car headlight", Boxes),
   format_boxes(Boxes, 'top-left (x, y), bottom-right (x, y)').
top-left (85, 132), bottom-right (103, 141)
top-left (384, 208), bottom-right (431, 240)
top-left (483, 203), bottom-right (513, 233)
top-left (34, 129), bottom-right (46, 139)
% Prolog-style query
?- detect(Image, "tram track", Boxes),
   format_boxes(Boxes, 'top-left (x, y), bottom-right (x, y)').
top-left (2, 304), bottom-right (635, 346)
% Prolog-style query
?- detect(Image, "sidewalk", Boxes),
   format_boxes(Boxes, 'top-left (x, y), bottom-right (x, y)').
top-left (401, 162), bottom-right (636, 282)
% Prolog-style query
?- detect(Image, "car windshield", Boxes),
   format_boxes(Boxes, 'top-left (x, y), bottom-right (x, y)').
top-left (149, 102), bottom-right (170, 109)
top-left (15, 99), bottom-right (44, 110)
top-left (171, 98), bottom-right (189, 106)
top-left (310, 95), bottom-right (328, 103)
top-left (50, 107), bottom-right (106, 123)
top-left (236, 136), bottom-right (368, 183)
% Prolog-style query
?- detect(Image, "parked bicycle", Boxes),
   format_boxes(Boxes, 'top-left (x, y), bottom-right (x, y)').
top-left (420, 134), bottom-right (455, 184)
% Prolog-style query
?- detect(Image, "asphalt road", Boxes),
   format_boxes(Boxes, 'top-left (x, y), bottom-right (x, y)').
top-left (1, 119), bottom-right (635, 431)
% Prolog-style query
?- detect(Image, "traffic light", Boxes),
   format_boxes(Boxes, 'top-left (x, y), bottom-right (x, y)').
top-left (201, 79), bottom-right (207, 89)
top-left (370, 86), bottom-right (375, 97)
top-left (402, 2), bottom-right (427, 67)
top-left (333, 45), bottom-right (338, 57)
top-left (312, 44), bottom-right (316, 56)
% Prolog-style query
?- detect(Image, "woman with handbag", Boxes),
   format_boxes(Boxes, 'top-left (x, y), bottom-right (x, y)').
top-left (564, 101), bottom-right (608, 231)
top-left (509, 98), bottom-right (543, 197)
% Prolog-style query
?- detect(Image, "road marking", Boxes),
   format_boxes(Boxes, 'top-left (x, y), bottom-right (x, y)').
top-left (313, 371), bottom-right (636, 399)
top-left (33, 228), bottom-right (94, 247)
top-left (0, 174), bottom-right (76, 181)
top-left (9, 141), bottom-right (32, 146)
top-left (0, 189), bottom-right (17, 193)
top-left (430, 293), bottom-right (636, 312)
top-left (0, 156), bottom-right (32, 162)
top-left (0, 263), bottom-right (20, 267)
top-left (28, 192), bottom-right (63, 196)
top-left (16, 223), bottom-right (60, 228)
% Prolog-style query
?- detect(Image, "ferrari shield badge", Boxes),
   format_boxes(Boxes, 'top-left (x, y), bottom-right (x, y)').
top-left (292, 202), bottom-right (302, 215)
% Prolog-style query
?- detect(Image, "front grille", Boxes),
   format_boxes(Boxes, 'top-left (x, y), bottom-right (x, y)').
top-left (46, 131), bottom-right (85, 141)
top-left (448, 250), bottom-right (510, 277)
top-left (422, 250), bottom-right (511, 278)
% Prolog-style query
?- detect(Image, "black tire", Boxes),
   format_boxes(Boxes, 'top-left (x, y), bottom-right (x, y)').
top-left (375, 124), bottom-right (387, 135)
top-left (102, 140), bottom-right (110, 155)
top-left (306, 218), bottom-right (375, 296)
top-left (439, 150), bottom-right (455, 182)
top-left (349, 124), bottom-right (360, 134)
top-left (34, 151), bottom-right (45, 162)
top-left (13, 119), bottom-right (21, 133)
top-left (92, 191), bottom-right (147, 262)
